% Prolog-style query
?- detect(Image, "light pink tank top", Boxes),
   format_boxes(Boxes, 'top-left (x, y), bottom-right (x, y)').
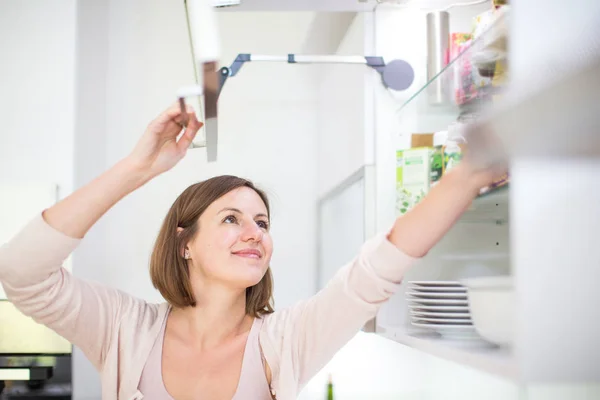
top-left (138, 314), bottom-right (273, 399)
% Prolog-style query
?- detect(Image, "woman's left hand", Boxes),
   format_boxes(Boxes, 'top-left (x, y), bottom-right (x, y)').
top-left (460, 120), bottom-right (509, 190)
top-left (456, 157), bottom-right (508, 194)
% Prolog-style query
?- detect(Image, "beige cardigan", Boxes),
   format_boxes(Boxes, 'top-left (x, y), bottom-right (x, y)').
top-left (0, 214), bottom-right (416, 400)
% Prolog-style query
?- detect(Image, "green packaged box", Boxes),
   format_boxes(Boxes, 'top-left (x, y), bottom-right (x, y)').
top-left (396, 148), bottom-right (430, 215)
top-left (396, 146), bottom-right (443, 215)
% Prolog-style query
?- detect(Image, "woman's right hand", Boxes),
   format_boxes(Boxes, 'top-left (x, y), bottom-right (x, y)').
top-left (126, 101), bottom-right (203, 180)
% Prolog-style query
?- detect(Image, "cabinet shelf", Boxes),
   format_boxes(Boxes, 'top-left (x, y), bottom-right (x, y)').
top-left (378, 327), bottom-right (516, 380)
top-left (396, 8), bottom-right (508, 122)
top-left (461, 185), bottom-right (509, 224)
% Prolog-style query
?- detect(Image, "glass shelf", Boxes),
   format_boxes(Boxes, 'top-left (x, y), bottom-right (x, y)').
top-left (397, 8), bottom-right (509, 123)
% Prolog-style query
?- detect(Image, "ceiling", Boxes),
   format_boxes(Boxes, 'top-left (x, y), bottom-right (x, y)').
top-left (217, 0), bottom-right (378, 12)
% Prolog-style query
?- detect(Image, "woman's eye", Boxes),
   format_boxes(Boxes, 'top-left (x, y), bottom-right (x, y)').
top-left (223, 215), bottom-right (238, 224)
top-left (257, 220), bottom-right (269, 230)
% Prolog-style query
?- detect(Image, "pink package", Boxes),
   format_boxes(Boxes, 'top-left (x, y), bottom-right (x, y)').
top-left (450, 33), bottom-right (477, 105)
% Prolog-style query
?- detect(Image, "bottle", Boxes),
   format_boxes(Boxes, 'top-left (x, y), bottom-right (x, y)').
top-left (443, 122), bottom-right (467, 173)
top-left (326, 374), bottom-right (334, 400)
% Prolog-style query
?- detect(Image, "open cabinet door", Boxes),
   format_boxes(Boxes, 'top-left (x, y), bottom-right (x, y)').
top-left (183, 0), bottom-right (221, 160)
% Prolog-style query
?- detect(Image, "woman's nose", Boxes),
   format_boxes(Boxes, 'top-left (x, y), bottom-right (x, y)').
top-left (241, 221), bottom-right (263, 242)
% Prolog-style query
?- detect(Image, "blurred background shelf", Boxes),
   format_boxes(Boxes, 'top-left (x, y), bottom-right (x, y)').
top-left (465, 54), bottom-right (600, 158)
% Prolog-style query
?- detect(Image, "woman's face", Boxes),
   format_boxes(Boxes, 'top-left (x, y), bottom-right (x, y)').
top-left (186, 187), bottom-right (273, 289)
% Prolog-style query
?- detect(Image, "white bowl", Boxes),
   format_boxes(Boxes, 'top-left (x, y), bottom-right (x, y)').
top-left (460, 276), bottom-right (514, 347)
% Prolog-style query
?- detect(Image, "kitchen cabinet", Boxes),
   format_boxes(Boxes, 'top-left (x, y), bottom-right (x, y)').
top-left (317, 2), bottom-right (600, 398)
top-left (374, 4), bottom-right (512, 363)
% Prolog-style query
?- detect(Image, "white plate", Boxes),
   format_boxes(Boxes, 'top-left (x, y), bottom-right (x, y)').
top-left (409, 305), bottom-right (470, 312)
top-left (412, 322), bottom-right (476, 331)
top-left (409, 281), bottom-right (463, 287)
top-left (407, 292), bottom-right (468, 299)
top-left (410, 311), bottom-right (471, 318)
top-left (408, 286), bottom-right (467, 293)
top-left (407, 299), bottom-right (469, 305)
top-left (411, 317), bottom-right (472, 324)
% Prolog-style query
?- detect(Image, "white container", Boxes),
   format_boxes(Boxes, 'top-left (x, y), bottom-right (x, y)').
top-left (433, 130), bottom-right (448, 147)
top-left (460, 276), bottom-right (514, 347)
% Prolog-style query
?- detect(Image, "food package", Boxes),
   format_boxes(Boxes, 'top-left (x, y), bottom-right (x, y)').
top-left (396, 148), bottom-right (431, 215)
top-left (411, 133), bottom-right (434, 148)
top-left (450, 33), bottom-right (475, 105)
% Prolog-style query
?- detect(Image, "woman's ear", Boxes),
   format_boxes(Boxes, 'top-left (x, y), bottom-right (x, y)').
top-left (177, 227), bottom-right (187, 259)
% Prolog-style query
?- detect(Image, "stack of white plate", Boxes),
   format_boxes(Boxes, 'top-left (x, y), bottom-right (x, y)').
top-left (407, 281), bottom-right (480, 341)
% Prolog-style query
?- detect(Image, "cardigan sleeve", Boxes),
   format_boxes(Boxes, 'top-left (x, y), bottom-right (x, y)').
top-left (260, 231), bottom-right (417, 395)
top-left (0, 213), bottom-right (126, 370)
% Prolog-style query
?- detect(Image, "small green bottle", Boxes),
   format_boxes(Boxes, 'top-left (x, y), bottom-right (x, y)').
top-left (326, 374), bottom-right (334, 400)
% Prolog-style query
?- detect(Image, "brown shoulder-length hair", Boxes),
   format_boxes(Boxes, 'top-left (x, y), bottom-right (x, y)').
top-left (150, 175), bottom-right (274, 317)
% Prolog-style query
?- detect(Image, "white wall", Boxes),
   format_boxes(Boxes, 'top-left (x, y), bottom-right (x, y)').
top-left (99, 3), bottom-right (324, 307)
top-left (0, 0), bottom-right (76, 193)
top-left (316, 14), bottom-right (368, 197)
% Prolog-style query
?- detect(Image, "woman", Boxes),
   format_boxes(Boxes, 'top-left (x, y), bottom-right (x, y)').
top-left (0, 102), bottom-right (502, 400)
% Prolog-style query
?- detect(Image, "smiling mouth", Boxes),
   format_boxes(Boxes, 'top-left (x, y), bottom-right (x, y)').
top-left (232, 250), bottom-right (262, 259)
